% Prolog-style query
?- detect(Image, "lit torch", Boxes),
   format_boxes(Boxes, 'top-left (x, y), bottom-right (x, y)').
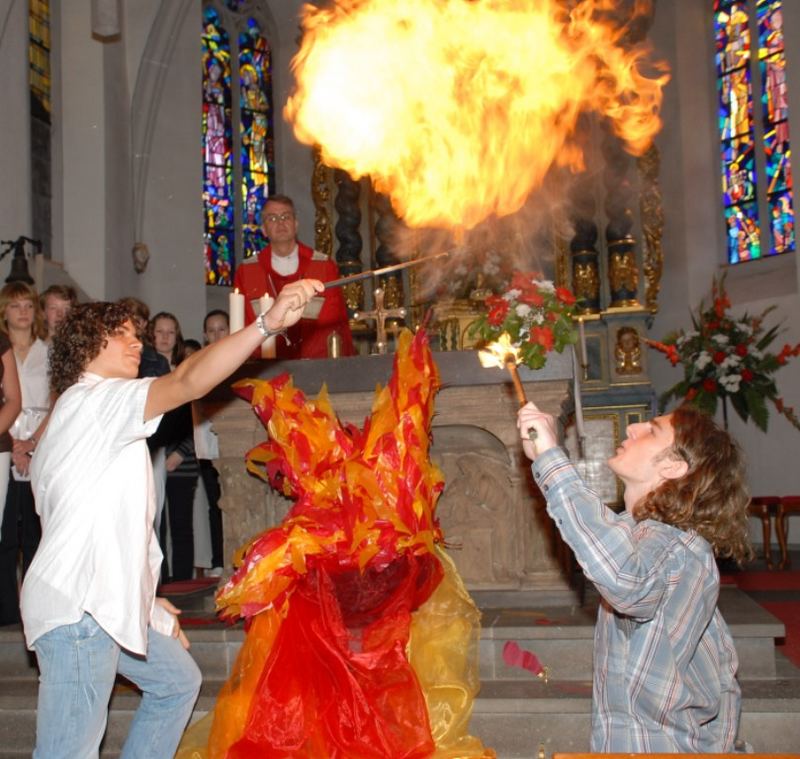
top-left (478, 334), bottom-right (537, 440)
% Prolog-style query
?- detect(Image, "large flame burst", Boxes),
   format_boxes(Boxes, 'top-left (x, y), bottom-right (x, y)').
top-left (287, 0), bottom-right (669, 230)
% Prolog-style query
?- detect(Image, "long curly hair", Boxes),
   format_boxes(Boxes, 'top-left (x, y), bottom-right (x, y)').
top-left (633, 405), bottom-right (753, 565)
top-left (0, 281), bottom-right (47, 341)
top-left (49, 302), bottom-right (134, 395)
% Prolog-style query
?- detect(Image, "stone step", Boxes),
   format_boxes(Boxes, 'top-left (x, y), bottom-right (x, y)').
top-left (2, 671), bottom-right (800, 758)
top-left (0, 588), bottom-right (784, 685)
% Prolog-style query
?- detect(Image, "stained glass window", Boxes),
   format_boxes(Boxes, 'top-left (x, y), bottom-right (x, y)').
top-left (202, 3), bottom-right (275, 286)
top-left (714, 0), bottom-right (794, 263)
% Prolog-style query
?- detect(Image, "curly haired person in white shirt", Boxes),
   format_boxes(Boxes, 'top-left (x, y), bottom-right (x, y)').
top-left (21, 279), bottom-right (323, 759)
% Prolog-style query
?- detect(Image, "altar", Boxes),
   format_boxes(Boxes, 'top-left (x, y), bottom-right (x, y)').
top-left (200, 349), bottom-right (575, 592)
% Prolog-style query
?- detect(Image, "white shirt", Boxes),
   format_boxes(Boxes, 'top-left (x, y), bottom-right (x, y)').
top-left (271, 244), bottom-right (299, 276)
top-left (11, 338), bottom-right (50, 480)
top-left (21, 374), bottom-right (173, 654)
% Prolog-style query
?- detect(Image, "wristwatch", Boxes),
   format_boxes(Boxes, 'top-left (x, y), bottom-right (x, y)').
top-left (255, 311), bottom-right (286, 341)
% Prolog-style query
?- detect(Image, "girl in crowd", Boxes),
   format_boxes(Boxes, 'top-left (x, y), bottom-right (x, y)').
top-left (0, 282), bottom-right (50, 623)
top-left (150, 312), bottom-right (199, 582)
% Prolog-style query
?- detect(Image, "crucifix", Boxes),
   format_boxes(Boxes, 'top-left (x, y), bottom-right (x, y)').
top-left (352, 286), bottom-right (407, 354)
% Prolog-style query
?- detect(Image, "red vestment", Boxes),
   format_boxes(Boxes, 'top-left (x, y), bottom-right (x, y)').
top-left (233, 242), bottom-right (354, 359)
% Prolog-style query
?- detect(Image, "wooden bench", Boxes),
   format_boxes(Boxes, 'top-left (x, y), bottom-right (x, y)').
top-left (748, 495), bottom-right (782, 569)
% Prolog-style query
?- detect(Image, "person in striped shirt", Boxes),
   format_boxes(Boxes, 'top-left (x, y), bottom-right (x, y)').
top-left (518, 402), bottom-right (752, 752)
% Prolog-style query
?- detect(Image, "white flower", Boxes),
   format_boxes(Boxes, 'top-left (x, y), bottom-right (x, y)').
top-left (534, 280), bottom-right (555, 293)
top-left (712, 333), bottom-right (730, 345)
top-left (504, 288), bottom-right (521, 302)
top-left (532, 312), bottom-right (545, 325)
top-left (720, 374), bottom-right (742, 393)
top-left (694, 351), bottom-right (712, 371)
top-left (750, 347), bottom-right (763, 360)
top-left (515, 303), bottom-right (532, 318)
top-left (720, 355), bottom-right (741, 371)
top-left (737, 321), bottom-right (753, 336)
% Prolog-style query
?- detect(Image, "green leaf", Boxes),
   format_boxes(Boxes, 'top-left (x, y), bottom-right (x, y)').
top-left (744, 387), bottom-right (769, 431)
top-left (730, 391), bottom-right (750, 422)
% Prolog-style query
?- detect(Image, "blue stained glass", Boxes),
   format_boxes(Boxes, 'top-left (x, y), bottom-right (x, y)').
top-left (725, 204), bottom-right (761, 263)
top-left (202, 5), bottom-right (234, 285)
top-left (757, 0), bottom-right (784, 58)
top-left (767, 191), bottom-right (795, 255)
top-left (205, 231), bottom-right (234, 286)
top-left (714, 2), bottom-right (750, 74)
top-left (722, 136), bottom-right (756, 206)
top-left (238, 16), bottom-right (274, 259)
top-left (761, 55), bottom-right (789, 125)
top-left (718, 67), bottom-right (753, 140)
top-left (763, 126), bottom-right (792, 194)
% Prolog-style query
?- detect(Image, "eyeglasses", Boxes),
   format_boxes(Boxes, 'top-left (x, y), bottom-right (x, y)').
top-left (263, 212), bottom-right (294, 223)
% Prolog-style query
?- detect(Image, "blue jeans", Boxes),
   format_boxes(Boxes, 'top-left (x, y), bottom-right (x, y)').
top-left (33, 613), bottom-right (201, 758)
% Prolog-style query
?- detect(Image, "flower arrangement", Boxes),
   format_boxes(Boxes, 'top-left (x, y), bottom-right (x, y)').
top-left (468, 271), bottom-right (579, 369)
top-left (648, 275), bottom-right (800, 431)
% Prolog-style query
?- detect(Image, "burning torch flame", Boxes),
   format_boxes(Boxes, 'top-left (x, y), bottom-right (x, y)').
top-left (286, 0), bottom-right (669, 231)
top-left (479, 334), bottom-right (528, 406)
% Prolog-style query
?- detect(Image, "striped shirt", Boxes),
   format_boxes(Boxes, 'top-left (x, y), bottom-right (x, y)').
top-left (533, 447), bottom-right (741, 752)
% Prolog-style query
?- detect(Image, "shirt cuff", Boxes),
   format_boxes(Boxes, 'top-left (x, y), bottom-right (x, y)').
top-left (150, 599), bottom-right (177, 638)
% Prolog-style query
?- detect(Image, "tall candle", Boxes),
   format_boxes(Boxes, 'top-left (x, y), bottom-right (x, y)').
top-left (578, 317), bottom-right (588, 369)
top-left (258, 294), bottom-right (276, 359)
top-left (229, 289), bottom-right (245, 333)
top-left (572, 346), bottom-right (586, 443)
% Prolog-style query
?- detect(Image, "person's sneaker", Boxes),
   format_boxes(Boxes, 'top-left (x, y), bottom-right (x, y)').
top-left (207, 566), bottom-right (224, 577)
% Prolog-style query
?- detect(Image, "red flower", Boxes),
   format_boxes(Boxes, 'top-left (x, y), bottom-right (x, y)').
top-left (485, 295), bottom-right (509, 326)
top-left (703, 378), bottom-right (717, 393)
top-left (530, 326), bottom-right (555, 352)
top-left (666, 346), bottom-right (680, 366)
top-left (519, 289), bottom-right (545, 307)
top-left (776, 397), bottom-right (785, 412)
top-left (735, 344), bottom-right (748, 357)
top-left (686, 387), bottom-right (698, 401)
top-left (741, 368), bottom-right (754, 382)
top-left (714, 295), bottom-right (730, 319)
top-left (511, 271), bottom-right (540, 292)
top-left (545, 310), bottom-right (559, 322)
top-left (713, 351), bottom-right (727, 365)
top-left (555, 287), bottom-right (576, 305)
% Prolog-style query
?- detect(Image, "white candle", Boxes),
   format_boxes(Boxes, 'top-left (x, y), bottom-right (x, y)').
top-left (258, 293), bottom-right (276, 359)
top-left (572, 346), bottom-right (586, 443)
top-left (578, 317), bottom-right (588, 369)
top-left (229, 289), bottom-right (245, 334)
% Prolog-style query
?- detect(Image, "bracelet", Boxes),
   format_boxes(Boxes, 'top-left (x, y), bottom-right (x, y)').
top-left (255, 311), bottom-right (286, 341)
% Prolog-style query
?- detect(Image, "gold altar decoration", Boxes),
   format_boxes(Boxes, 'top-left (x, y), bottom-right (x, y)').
top-left (638, 143), bottom-right (665, 315)
top-left (311, 145), bottom-right (333, 259)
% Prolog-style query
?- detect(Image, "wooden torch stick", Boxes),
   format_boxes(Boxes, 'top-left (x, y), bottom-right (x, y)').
top-left (505, 357), bottom-right (538, 441)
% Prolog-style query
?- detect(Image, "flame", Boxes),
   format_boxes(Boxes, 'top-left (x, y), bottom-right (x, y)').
top-left (478, 333), bottom-right (520, 369)
top-left (286, 0), bottom-right (669, 231)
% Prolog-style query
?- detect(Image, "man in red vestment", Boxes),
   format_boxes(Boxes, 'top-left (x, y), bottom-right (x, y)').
top-left (233, 194), bottom-right (355, 359)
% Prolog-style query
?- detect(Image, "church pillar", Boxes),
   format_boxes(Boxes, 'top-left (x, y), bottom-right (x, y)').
top-left (0, 0), bottom-right (32, 282)
top-left (333, 168), bottom-right (363, 313)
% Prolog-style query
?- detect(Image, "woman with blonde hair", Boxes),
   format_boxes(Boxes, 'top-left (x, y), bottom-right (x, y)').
top-left (0, 282), bottom-right (49, 624)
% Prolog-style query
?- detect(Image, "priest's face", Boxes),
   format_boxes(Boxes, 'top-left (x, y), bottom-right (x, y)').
top-left (261, 200), bottom-right (298, 253)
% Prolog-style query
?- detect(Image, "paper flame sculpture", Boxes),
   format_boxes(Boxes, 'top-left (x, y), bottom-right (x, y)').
top-left (180, 329), bottom-right (494, 758)
top-left (287, 0), bottom-right (669, 230)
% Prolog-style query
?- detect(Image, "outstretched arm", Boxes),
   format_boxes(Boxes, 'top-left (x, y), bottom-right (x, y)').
top-left (144, 279), bottom-right (322, 421)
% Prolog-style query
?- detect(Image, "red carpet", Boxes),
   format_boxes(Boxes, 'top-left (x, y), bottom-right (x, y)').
top-left (158, 577), bottom-right (220, 595)
top-left (723, 569), bottom-right (800, 668)
top-left (723, 570), bottom-right (800, 592)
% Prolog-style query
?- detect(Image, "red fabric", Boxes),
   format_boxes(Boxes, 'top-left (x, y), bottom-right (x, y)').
top-left (228, 558), bottom-right (440, 758)
top-left (232, 242), bottom-right (354, 359)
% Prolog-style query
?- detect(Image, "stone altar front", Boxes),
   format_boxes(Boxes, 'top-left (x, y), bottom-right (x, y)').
top-left (200, 350), bottom-right (574, 592)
